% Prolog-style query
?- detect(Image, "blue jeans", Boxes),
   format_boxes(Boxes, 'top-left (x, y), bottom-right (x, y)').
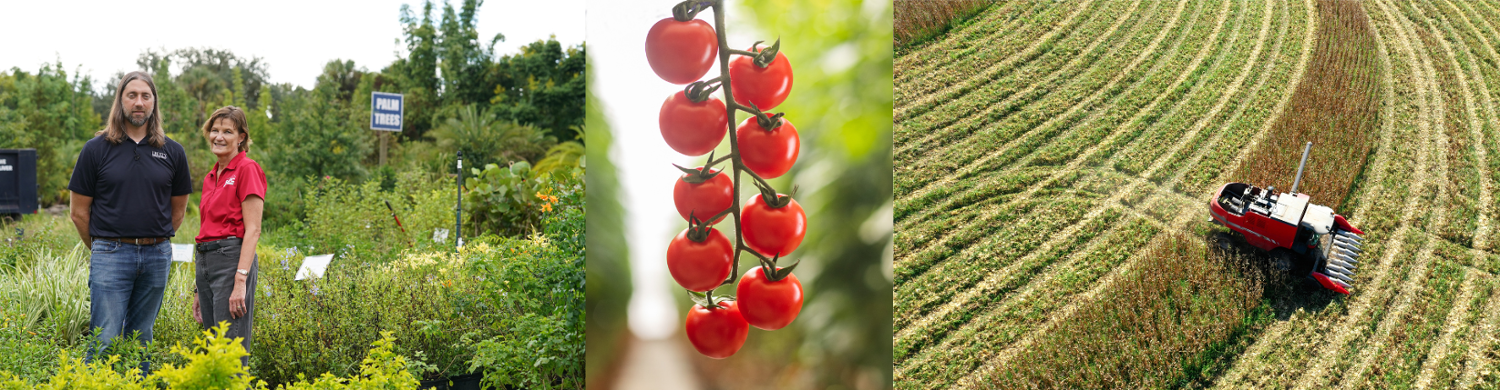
top-left (85, 239), bottom-right (173, 371)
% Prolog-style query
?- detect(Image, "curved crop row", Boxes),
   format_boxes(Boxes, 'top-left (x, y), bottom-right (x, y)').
top-left (895, 0), bottom-right (1157, 157)
top-left (894, 0), bottom-right (1206, 232)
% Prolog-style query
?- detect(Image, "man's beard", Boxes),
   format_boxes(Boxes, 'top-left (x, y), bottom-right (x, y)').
top-left (128, 112), bottom-right (149, 127)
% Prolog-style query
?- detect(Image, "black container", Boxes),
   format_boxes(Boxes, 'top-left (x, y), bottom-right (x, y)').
top-left (418, 377), bottom-right (450, 390)
top-left (0, 149), bottom-right (38, 220)
top-left (448, 373), bottom-right (483, 390)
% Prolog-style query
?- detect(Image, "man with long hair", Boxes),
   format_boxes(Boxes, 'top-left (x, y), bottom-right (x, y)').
top-left (68, 70), bottom-right (192, 371)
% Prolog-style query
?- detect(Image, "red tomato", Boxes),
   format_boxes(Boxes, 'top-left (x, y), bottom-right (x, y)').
top-left (667, 227), bottom-right (734, 292)
top-left (685, 300), bottom-right (748, 359)
top-left (741, 194), bottom-right (806, 256)
top-left (729, 45), bottom-right (793, 110)
top-left (736, 116), bottom-right (799, 179)
top-left (735, 266), bottom-right (803, 330)
top-left (659, 91), bottom-right (728, 156)
top-left (673, 168), bottom-right (733, 224)
top-left (645, 18), bottom-right (719, 84)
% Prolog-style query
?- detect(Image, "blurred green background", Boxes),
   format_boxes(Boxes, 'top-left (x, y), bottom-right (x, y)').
top-left (585, 0), bottom-right (892, 389)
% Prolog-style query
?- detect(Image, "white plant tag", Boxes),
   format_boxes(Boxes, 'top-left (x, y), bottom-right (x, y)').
top-left (172, 244), bottom-right (194, 262)
top-left (295, 254), bottom-right (335, 281)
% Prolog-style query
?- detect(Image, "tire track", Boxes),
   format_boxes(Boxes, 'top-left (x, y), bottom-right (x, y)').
top-left (900, 0), bottom-right (1225, 203)
top-left (899, 0), bottom-right (1273, 343)
top-left (896, 0), bottom-right (1151, 159)
top-left (1109, 0), bottom-right (1278, 188)
top-left (1156, 0), bottom-right (1293, 193)
top-left (897, 2), bottom-right (1059, 97)
top-left (1443, 0), bottom-right (1500, 253)
top-left (895, 0), bottom-right (1236, 261)
top-left (1457, 277), bottom-right (1500, 389)
top-left (896, 0), bottom-right (1099, 119)
top-left (1293, 0), bottom-right (1447, 386)
top-left (1448, 1), bottom-right (1500, 386)
top-left (1414, 272), bottom-right (1482, 390)
top-left (897, 2), bottom-right (1030, 76)
top-left (895, 0), bottom-right (1197, 231)
top-left (1411, 6), bottom-right (1500, 387)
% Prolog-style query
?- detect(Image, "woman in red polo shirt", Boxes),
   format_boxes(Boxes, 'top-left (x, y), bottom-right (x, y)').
top-left (191, 106), bottom-right (267, 367)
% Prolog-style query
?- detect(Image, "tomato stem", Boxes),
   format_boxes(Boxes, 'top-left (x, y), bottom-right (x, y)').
top-left (696, 0), bottom-right (787, 291)
top-left (726, 48), bottom-right (759, 57)
top-left (671, 0), bottom-right (711, 21)
top-left (710, 0), bottom-right (747, 289)
top-left (705, 152), bottom-right (735, 168)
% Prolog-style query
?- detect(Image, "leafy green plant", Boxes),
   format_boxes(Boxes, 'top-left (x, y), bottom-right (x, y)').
top-left (464, 161), bottom-right (549, 236)
top-left (277, 331), bottom-right (419, 390)
top-left (533, 138), bottom-right (584, 176)
top-left (1, 322), bottom-right (419, 390)
top-left (0, 353), bottom-right (154, 390)
top-left (0, 304), bottom-right (66, 385)
top-left (153, 322), bottom-right (257, 390)
top-left (430, 104), bottom-right (552, 171)
top-left (467, 172), bottom-right (583, 389)
top-left (0, 244), bottom-right (90, 343)
top-left (470, 313), bottom-right (580, 390)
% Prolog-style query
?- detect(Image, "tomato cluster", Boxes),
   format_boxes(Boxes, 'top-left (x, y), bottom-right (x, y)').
top-left (647, 0), bottom-right (805, 359)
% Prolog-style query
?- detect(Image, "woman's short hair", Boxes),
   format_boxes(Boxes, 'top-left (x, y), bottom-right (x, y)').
top-left (201, 106), bottom-right (252, 153)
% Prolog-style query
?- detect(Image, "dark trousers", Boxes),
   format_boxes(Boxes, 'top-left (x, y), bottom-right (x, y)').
top-left (195, 239), bottom-right (258, 367)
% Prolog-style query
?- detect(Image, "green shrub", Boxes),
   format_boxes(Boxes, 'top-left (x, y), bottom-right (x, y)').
top-left (466, 170), bottom-right (584, 389)
top-left (0, 304), bottom-right (66, 385)
top-left (0, 352), bottom-right (154, 390)
top-left (1, 322), bottom-right (418, 390)
top-left (251, 246), bottom-right (493, 385)
top-left (153, 322), bottom-right (256, 389)
top-left (286, 171), bottom-right (469, 264)
top-left (464, 161), bottom-right (546, 237)
top-left (276, 331), bottom-right (419, 390)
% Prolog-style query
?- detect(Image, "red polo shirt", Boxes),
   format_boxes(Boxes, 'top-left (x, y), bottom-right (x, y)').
top-left (196, 152), bottom-right (268, 243)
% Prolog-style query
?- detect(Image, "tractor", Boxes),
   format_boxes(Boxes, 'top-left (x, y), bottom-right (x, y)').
top-left (1208, 142), bottom-right (1365, 294)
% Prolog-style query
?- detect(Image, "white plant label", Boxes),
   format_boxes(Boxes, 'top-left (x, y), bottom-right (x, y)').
top-left (295, 254), bottom-right (335, 281)
top-left (172, 244), bottom-right (194, 262)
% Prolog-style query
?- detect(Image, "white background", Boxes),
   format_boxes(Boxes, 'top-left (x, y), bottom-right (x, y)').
top-left (0, 0), bottom-right (585, 90)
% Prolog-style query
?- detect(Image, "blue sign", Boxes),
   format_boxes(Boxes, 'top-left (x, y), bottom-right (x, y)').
top-left (370, 92), bottom-right (403, 131)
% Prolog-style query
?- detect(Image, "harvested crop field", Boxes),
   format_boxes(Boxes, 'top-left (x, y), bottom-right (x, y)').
top-left (894, 0), bottom-right (1500, 388)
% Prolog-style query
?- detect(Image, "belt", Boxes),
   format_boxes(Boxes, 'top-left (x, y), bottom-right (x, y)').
top-left (99, 237), bottom-right (170, 245)
top-left (196, 237), bottom-right (241, 253)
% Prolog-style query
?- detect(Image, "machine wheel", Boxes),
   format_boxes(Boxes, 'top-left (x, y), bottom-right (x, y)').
top-left (1270, 250), bottom-right (1294, 272)
top-left (1214, 232), bottom-right (1235, 251)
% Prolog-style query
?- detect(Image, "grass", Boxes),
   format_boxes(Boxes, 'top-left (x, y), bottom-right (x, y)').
top-left (1230, 0), bottom-right (1380, 211)
top-left (894, 0), bottom-right (1500, 387)
top-left (985, 232), bottom-right (1263, 389)
top-left (894, 0), bottom-right (996, 52)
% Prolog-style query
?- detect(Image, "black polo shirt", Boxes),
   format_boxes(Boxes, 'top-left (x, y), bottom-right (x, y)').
top-left (68, 134), bottom-right (193, 238)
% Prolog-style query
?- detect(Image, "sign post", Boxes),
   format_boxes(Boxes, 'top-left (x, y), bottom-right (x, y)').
top-left (370, 92), bottom-right (404, 165)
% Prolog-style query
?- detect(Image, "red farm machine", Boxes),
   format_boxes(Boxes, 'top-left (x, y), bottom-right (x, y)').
top-left (1208, 142), bottom-right (1365, 295)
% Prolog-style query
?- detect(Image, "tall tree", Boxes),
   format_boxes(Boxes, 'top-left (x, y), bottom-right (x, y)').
top-left (392, 1), bottom-right (442, 139)
top-left (259, 60), bottom-right (375, 183)
top-left (438, 0), bottom-right (494, 107)
top-left (489, 39), bottom-right (585, 143)
top-left (0, 63), bottom-right (103, 204)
